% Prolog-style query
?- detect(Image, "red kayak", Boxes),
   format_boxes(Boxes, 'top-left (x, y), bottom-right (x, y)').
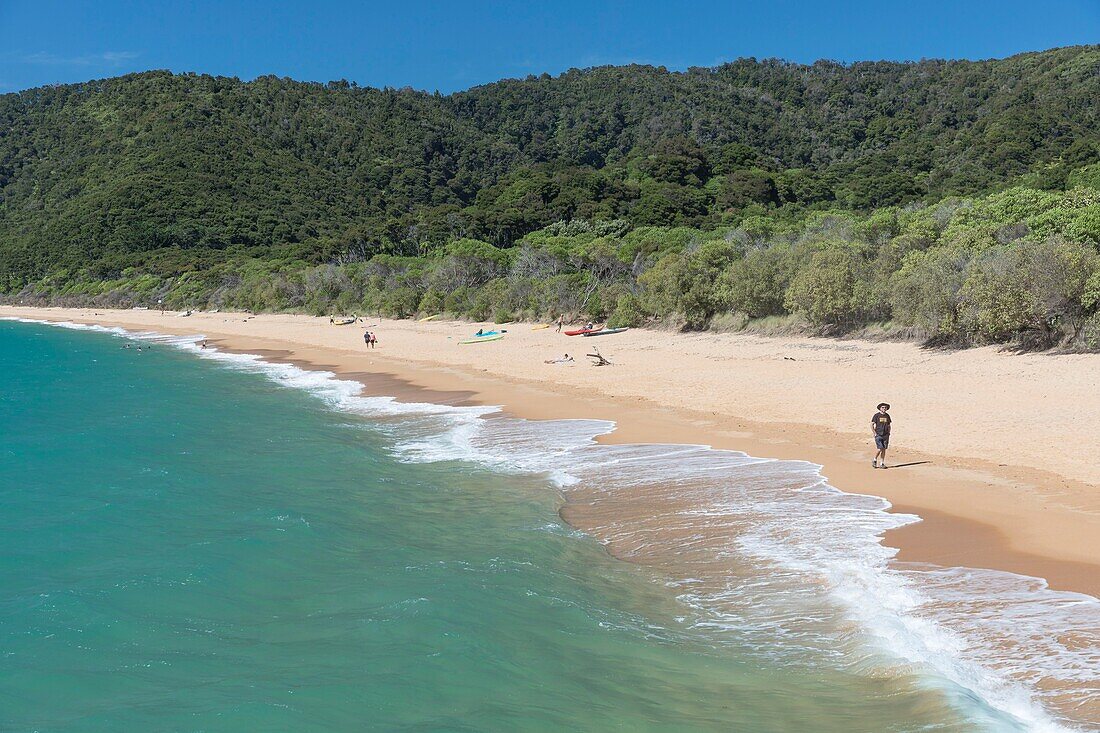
top-left (564, 326), bottom-right (603, 336)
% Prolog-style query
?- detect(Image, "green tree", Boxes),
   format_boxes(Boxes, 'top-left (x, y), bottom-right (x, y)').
top-left (784, 246), bottom-right (868, 327)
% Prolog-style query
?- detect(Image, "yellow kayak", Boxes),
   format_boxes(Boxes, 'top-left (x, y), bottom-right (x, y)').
top-left (531, 324), bottom-right (550, 330)
top-left (418, 314), bottom-right (441, 322)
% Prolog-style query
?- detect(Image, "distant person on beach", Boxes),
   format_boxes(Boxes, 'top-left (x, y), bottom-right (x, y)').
top-left (369, 332), bottom-right (377, 349)
top-left (200, 340), bottom-right (208, 350)
top-left (364, 330), bottom-right (370, 345)
top-left (556, 315), bottom-right (564, 332)
top-left (871, 403), bottom-right (891, 469)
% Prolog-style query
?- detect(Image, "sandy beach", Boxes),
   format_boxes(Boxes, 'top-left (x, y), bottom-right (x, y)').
top-left (4, 305), bottom-right (1099, 599)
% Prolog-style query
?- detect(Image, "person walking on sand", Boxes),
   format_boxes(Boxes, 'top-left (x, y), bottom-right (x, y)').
top-left (556, 314), bottom-right (564, 332)
top-left (364, 330), bottom-right (370, 346)
top-left (369, 332), bottom-right (377, 349)
top-left (871, 402), bottom-right (891, 468)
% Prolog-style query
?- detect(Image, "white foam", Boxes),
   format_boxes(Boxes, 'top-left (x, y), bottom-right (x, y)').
top-left (7, 315), bottom-right (1097, 731)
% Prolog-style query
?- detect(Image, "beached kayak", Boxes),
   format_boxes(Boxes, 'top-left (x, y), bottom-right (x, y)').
top-left (471, 330), bottom-right (500, 337)
top-left (582, 327), bottom-right (629, 336)
top-left (459, 334), bottom-right (504, 344)
top-left (330, 317), bottom-right (357, 325)
top-left (564, 327), bottom-right (602, 336)
top-left (417, 314), bottom-right (441, 322)
top-left (531, 324), bottom-right (550, 330)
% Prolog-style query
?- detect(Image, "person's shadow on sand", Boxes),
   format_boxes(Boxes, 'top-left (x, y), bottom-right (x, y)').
top-left (884, 461), bottom-right (932, 469)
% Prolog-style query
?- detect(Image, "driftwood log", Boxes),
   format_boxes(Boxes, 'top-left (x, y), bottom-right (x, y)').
top-left (586, 348), bottom-right (612, 366)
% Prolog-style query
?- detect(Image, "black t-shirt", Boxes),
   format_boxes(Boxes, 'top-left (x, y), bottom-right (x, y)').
top-left (872, 412), bottom-right (891, 436)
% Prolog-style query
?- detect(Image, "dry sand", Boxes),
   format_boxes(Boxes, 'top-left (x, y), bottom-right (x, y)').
top-left (5, 306), bottom-right (1098, 597)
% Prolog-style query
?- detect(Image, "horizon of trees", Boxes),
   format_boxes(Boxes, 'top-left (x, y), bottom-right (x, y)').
top-left (2, 46), bottom-right (1099, 348)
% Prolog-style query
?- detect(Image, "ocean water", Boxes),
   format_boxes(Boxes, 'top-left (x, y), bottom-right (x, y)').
top-left (0, 319), bottom-right (1096, 732)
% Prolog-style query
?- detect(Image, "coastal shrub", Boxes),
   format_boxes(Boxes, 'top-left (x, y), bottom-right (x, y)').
top-left (607, 294), bottom-right (645, 328)
top-left (444, 286), bottom-right (474, 314)
top-left (783, 246), bottom-right (867, 328)
top-left (890, 246), bottom-right (970, 338)
top-left (469, 278), bottom-right (509, 321)
top-left (1064, 204), bottom-right (1100, 244)
top-left (1067, 163), bottom-right (1100, 190)
top-left (381, 287), bottom-right (422, 318)
top-left (582, 290), bottom-right (606, 321)
top-left (936, 237), bottom-right (1098, 345)
top-left (360, 288), bottom-right (383, 316)
top-left (418, 289), bottom-right (445, 315)
top-left (707, 312), bottom-right (749, 332)
top-left (533, 273), bottom-right (594, 316)
top-left (10, 166), bottom-right (1100, 350)
top-left (1018, 237), bottom-right (1100, 341)
top-left (432, 238), bottom-right (513, 291)
top-left (1083, 313), bottom-right (1100, 349)
top-left (715, 246), bottom-right (790, 318)
top-left (637, 240), bottom-right (740, 328)
top-left (957, 247), bottom-right (1040, 343)
top-left (1084, 270), bottom-right (1100, 313)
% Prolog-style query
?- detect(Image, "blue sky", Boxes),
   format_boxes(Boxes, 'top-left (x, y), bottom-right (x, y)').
top-left (1, 0), bottom-right (1098, 94)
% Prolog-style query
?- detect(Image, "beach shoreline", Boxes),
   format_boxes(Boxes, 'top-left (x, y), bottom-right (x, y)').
top-left (4, 305), bottom-right (1099, 600)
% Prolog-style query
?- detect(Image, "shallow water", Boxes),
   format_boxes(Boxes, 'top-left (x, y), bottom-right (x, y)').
top-left (0, 320), bottom-right (1095, 731)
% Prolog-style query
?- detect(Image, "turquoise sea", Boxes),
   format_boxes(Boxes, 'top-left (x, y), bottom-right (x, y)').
top-left (0, 320), bottom-right (1095, 732)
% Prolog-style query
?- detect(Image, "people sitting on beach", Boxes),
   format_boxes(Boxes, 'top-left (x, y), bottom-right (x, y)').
top-left (544, 353), bottom-right (574, 364)
top-left (476, 328), bottom-right (484, 336)
top-left (584, 322), bottom-right (594, 330)
top-left (871, 402), bottom-right (891, 469)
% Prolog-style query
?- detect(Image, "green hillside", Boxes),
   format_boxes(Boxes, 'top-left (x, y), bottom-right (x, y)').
top-left (2, 46), bottom-right (1099, 346)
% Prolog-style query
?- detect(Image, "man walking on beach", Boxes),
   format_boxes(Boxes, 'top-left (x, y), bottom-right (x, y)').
top-left (871, 403), bottom-right (891, 469)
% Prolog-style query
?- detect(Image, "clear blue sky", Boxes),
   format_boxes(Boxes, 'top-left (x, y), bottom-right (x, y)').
top-left (1, 0), bottom-right (1098, 94)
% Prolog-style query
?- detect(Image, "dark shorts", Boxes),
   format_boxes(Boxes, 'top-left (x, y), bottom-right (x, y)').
top-left (875, 434), bottom-right (890, 450)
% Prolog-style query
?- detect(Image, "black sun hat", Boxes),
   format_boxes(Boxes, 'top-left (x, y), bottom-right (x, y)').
top-left (877, 402), bottom-right (891, 410)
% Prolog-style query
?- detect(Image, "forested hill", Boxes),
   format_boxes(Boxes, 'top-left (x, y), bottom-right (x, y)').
top-left (1, 45), bottom-right (1098, 284)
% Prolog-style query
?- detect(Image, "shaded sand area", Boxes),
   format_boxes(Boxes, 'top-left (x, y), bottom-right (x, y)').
top-left (4, 306), bottom-right (1098, 601)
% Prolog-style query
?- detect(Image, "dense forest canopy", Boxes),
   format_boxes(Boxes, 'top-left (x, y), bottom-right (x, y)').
top-left (2, 46), bottom-right (1100, 347)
